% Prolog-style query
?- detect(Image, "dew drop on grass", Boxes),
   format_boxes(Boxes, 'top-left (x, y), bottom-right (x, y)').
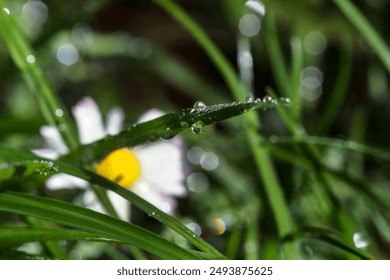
top-left (160, 127), bottom-right (173, 140)
top-left (246, 96), bottom-right (254, 103)
top-left (179, 121), bottom-right (189, 128)
top-left (191, 121), bottom-right (205, 135)
top-left (192, 101), bottom-right (206, 112)
top-left (263, 95), bottom-right (274, 103)
top-left (280, 97), bottom-right (291, 105)
top-left (34, 160), bottom-right (59, 176)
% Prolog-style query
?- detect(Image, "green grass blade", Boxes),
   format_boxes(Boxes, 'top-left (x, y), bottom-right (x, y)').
top-left (0, 4), bottom-right (79, 150)
top-left (0, 228), bottom-right (120, 250)
top-left (153, 0), bottom-right (299, 259)
top-left (264, 12), bottom-right (291, 97)
top-left (333, 0), bottom-right (390, 73)
top-left (0, 143), bottom-right (225, 259)
top-left (268, 135), bottom-right (390, 165)
top-left (301, 227), bottom-right (373, 260)
top-left (315, 37), bottom-right (353, 135)
top-left (0, 191), bottom-right (200, 259)
top-left (64, 99), bottom-right (287, 164)
top-left (0, 160), bottom-right (59, 180)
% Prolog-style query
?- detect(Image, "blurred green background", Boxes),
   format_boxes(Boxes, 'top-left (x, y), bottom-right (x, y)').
top-left (1, 0), bottom-right (390, 259)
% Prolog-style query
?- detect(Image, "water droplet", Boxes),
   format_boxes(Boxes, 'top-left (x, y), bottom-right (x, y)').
top-left (57, 124), bottom-right (66, 131)
top-left (263, 95), bottom-right (274, 103)
top-left (186, 222), bottom-right (202, 236)
top-left (192, 101), bottom-right (206, 111)
top-left (200, 152), bottom-right (219, 171)
top-left (353, 232), bottom-right (369, 249)
top-left (186, 173), bottom-right (209, 193)
top-left (55, 108), bottom-right (63, 117)
top-left (280, 97), bottom-right (291, 105)
top-left (160, 127), bottom-right (173, 140)
top-left (2, 8), bottom-right (10, 15)
top-left (56, 43), bottom-right (79, 65)
top-left (187, 146), bottom-right (205, 165)
top-left (245, 0), bottom-right (266, 17)
top-left (191, 121), bottom-right (205, 135)
top-left (254, 98), bottom-right (262, 103)
top-left (26, 54), bottom-right (36, 64)
top-left (179, 121), bottom-right (189, 128)
top-left (34, 160), bottom-right (59, 176)
top-left (246, 96), bottom-right (254, 103)
top-left (149, 212), bottom-right (156, 217)
top-left (239, 14), bottom-right (261, 37)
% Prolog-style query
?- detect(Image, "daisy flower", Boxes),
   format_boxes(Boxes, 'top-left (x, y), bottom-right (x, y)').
top-left (33, 97), bottom-right (187, 219)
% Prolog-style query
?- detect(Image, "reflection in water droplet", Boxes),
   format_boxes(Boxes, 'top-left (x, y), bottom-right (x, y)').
top-left (239, 14), bottom-right (261, 37)
top-left (186, 172), bottom-right (209, 193)
top-left (246, 96), bottom-right (254, 103)
top-left (192, 101), bottom-right (206, 111)
top-left (57, 124), bottom-right (66, 131)
top-left (263, 95), bottom-right (273, 103)
top-left (26, 54), bottom-right (36, 64)
top-left (191, 121), bottom-right (205, 135)
top-left (55, 108), bottom-right (64, 117)
top-left (353, 232), bottom-right (369, 249)
top-left (160, 127), bottom-right (173, 140)
top-left (280, 97), bottom-right (291, 105)
top-left (186, 222), bottom-right (202, 236)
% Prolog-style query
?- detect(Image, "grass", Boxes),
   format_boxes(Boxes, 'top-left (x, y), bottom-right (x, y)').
top-left (0, 0), bottom-right (390, 260)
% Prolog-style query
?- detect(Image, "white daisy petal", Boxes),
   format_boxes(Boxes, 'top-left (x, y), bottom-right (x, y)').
top-left (137, 108), bottom-right (165, 123)
top-left (40, 126), bottom-right (69, 155)
top-left (132, 183), bottom-right (176, 214)
top-left (46, 173), bottom-right (88, 190)
top-left (72, 97), bottom-right (106, 144)
top-left (82, 190), bottom-right (105, 214)
top-left (106, 107), bottom-right (124, 135)
top-left (134, 141), bottom-right (187, 197)
top-left (31, 148), bottom-right (60, 160)
top-left (107, 191), bottom-right (130, 220)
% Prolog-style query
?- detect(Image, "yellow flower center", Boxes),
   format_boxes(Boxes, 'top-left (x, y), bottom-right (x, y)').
top-left (95, 148), bottom-right (141, 188)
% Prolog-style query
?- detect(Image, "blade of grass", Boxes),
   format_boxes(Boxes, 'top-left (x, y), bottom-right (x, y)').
top-left (267, 135), bottom-right (390, 165)
top-left (0, 191), bottom-right (201, 260)
top-left (153, 0), bottom-right (299, 259)
top-left (315, 37), bottom-right (353, 135)
top-left (264, 12), bottom-right (290, 97)
top-left (301, 226), bottom-right (373, 260)
top-left (24, 217), bottom-right (67, 260)
top-left (0, 143), bottom-right (225, 259)
top-left (0, 228), bottom-right (119, 250)
top-left (0, 160), bottom-right (59, 180)
top-left (0, 4), bottom-right (79, 150)
top-left (63, 99), bottom-right (287, 164)
top-left (333, 0), bottom-right (390, 73)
